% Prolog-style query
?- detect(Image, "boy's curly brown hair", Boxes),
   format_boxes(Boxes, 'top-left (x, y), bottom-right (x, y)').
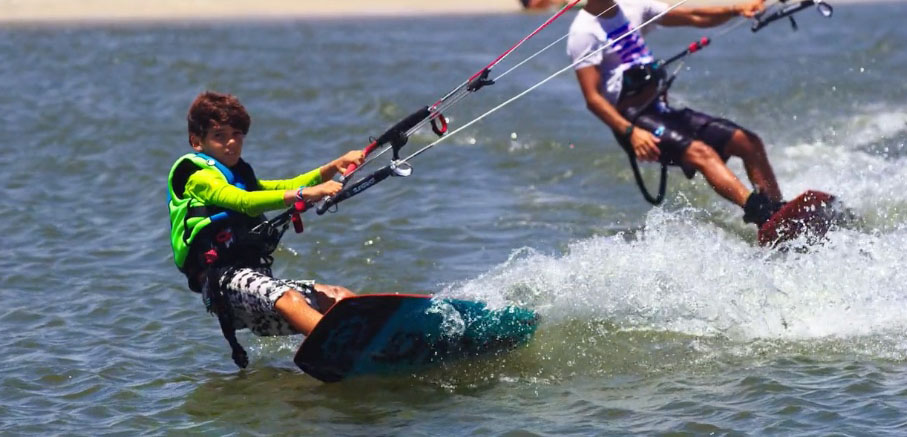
top-left (187, 91), bottom-right (251, 145)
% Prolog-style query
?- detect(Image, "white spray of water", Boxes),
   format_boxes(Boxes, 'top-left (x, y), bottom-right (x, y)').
top-left (436, 107), bottom-right (907, 352)
top-left (441, 206), bottom-right (907, 349)
top-left (769, 105), bottom-right (907, 222)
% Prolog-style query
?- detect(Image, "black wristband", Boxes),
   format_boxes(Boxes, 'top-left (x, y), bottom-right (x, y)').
top-left (623, 124), bottom-right (634, 139)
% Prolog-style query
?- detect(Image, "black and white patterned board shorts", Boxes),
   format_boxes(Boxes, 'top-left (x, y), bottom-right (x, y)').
top-left (215, 267), bottom-right (323, 336)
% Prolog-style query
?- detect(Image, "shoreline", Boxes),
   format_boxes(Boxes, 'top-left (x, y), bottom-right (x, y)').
top-left (0, 0), bottom-right (887, 24)
top-left (3, 0), bottom-right (517, 23)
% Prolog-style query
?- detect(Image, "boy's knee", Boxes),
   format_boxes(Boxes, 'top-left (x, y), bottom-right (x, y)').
top-left (315, 284), bottom-right (355, 299)
top-left (336, 287), bottom-right (356, 299)
top-left (275, 288), bottom-right (309, 309)
top-left (684, 141), bottom-right (722, 168)
top-left (728, 129), bottom-right (766, 158)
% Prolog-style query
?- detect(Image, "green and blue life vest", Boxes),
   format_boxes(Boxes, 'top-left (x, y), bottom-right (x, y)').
top-left (167, 153), bottom-right (268, 290)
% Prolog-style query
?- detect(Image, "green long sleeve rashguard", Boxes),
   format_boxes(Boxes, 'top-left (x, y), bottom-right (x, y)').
top-left (184, 166), bottom-right (323, 217)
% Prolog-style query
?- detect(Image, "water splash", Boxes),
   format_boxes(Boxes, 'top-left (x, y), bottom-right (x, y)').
top-left (441, 208), bottom-right (907, 357)
top-left (768, 105), bottom-right (907, 228)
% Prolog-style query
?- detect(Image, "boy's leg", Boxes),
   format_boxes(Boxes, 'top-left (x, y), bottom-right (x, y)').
top-left (625, 107), bottom-right (761, 207)
top-left (723, 129), bottom-right (782, 202)
top-left (273, 290), bottom-right (324, 336)
top-left (221, 268), bottom-right (350, 337)
top-left (274, 284), bottom-right (355, 335)
top-left (682, 140), bottom-right (751, 206)
top-left (312, 284), bottom-right (355, 311)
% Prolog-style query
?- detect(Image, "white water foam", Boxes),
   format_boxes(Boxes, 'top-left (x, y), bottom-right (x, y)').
top-left (440, 208), bottom-right (907, 350)
top-left (725, 104), bottom-right (907, 230)
top-left (423, 104), bottom-right (907, 365)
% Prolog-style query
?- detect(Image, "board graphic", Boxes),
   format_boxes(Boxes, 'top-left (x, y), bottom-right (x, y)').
top-left (294, 294), bottom-right (538, 382)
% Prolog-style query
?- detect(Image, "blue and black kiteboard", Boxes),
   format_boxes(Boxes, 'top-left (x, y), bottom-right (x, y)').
top-left (294, 293), bottom-right (538, 382)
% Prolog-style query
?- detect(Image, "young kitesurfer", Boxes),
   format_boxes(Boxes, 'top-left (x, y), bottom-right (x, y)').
top-left (167, 91), bottom-right (364, 367)
top-left (567, 0), bottom-right (786, 225)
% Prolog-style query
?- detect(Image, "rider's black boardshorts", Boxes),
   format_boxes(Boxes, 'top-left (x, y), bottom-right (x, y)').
top-left (615, 102), bottom-right (742, 178)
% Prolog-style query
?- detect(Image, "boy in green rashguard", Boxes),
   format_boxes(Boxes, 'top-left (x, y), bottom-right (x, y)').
top-left (167, 91), bottom-right (364, 368)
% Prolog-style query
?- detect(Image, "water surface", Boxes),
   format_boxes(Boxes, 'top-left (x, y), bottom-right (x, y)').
top-left (2, 3), bottom-right (907, 435)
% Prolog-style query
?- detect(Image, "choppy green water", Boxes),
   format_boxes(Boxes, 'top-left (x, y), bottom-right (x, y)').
top-left (2, 3), bottom-right (907, 435)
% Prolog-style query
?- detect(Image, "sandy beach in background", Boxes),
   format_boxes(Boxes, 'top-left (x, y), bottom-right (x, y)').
top-left (0, 0), bottom-right (862, 23)
top-left (0, 0), bottom-right (512, 22)
top-left (0, 0), bottom-right (884, 23)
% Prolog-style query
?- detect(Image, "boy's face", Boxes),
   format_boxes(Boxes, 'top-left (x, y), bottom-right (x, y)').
top-left (190, 122), bottom-right (244, 167)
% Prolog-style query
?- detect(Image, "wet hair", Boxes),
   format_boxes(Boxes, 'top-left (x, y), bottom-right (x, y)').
top-left (186, 91), bottom-right (251, 146)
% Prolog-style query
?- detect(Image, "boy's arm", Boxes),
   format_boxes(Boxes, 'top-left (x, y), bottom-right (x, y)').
top-left (575, 66), bottom-right (660, 162)
top-left (258, 167), bottom-right (323, 191)
top-left (576, 66), bottom-right (629, 134)
top-left (258, 150), bottom-right (365, 190)
top-left (318, 150), bottom-right (365, 182)
top-left (186, 168), bottom-right (289, 216)
top-left (659, 0), bottom-right (765, 27)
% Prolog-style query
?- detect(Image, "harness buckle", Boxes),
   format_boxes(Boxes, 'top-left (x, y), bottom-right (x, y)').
top-left (204, 249), bottom-right (218, 266)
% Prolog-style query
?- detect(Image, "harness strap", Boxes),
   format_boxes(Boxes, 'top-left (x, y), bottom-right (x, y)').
top-left (626, 152), bottom-right (668, 205)
top-left (204, 265), bottom-right (249, 369)
top-left (621, 75), bottom-right (675, 206)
